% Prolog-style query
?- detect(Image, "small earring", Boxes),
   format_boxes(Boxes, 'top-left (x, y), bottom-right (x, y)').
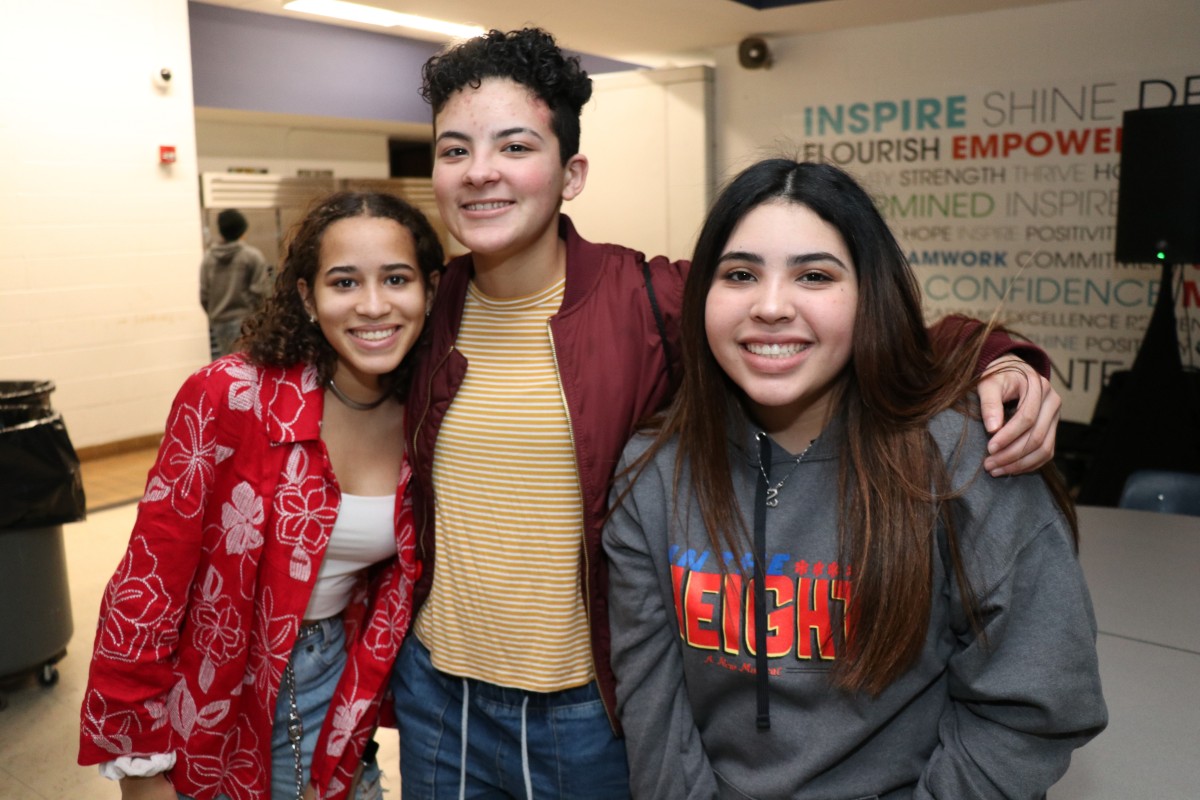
top-left (308, 315), bottom-right (317, 324)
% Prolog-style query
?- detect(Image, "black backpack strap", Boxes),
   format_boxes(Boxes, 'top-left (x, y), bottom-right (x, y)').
top-left (642, 261), bottom-right (676, 386)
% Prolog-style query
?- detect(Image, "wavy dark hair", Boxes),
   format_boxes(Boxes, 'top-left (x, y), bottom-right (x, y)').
top-left (241, 191), bottom-right (444, 400)
top-left (641, 159), bottom-right (1076, 694)
top-left (420, 27), bottom-right (593, 164)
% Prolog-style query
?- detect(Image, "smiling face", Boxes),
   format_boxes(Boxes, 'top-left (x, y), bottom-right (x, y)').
top-left (705, 201), bottom-right (858, 448)
top-left (431, 77), bottom-right (587, 272)
top-left (297, 215), bottom-right (429, 396)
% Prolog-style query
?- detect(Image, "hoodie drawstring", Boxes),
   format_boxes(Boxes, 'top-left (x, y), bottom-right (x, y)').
top-left (520, 695), bottom-right (533, 799)
top-left (456, 679), bottom-right (535, 799)
top-left (754, 432), bottom-right (772, 730)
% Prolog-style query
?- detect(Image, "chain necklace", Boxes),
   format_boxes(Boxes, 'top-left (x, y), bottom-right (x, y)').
top-left (326, 378), bottom-right (388, 411)
top-left (754, 432), bottom-right (814, 508)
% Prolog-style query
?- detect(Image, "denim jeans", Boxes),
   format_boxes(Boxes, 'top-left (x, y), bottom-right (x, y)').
top-left (209, 319), bottom-right (243, 361)
top-left (392, 636), bottom-right (630, 800)
top-left (179, 616), bottom-right (382, 800)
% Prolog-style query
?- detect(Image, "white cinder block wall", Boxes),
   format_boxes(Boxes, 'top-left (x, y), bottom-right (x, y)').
top-left (571, 67), bottom-right (714, 262)
top-left (0, 0), bottom-right (206, 449)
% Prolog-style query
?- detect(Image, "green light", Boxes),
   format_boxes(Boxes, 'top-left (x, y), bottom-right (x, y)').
top-left (1156, 250), bottom-right (1166, 260)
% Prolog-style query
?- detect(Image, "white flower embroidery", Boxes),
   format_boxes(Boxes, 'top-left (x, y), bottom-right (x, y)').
top-left (327, 697), bottom-right (374, 758)
top-left (244, 588), bottom-right (293, 701)
top-left (156, 398), bottom-right (217, 519)
top-left (185, 725), bottom-right (261, 799)
top-left (165, 677), bottom-right (230, 740)
top-left (146, 697), bottom-right (168, 731)
top-left (265, 371), bottom-right (308, 438)
top-left (82, 689), bottom-right (141, 755)
top-left (191, 567), bottom-right (247, 692)
top-left (274, 446), bottom-right (335, 582)
top-left (143, 475), bottom-right (171, 503)
top-left (95, 539), bottom-right (174, 663)
top-left (360, 570), bottom-right (410, 660)
top-left (222, 481), bottom-right (265, 555)
top-left (225, 360), bottom-right (262, 418)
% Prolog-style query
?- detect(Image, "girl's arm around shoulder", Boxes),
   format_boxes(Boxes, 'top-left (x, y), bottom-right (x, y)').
top-left (604, 436), bottom-right (719, 800)
top-left (929, 315), bottom-right (1059, 477)
top-left (638, 254), bottom-right (690, 390)
top-left (927, 315), bottom-right (1050, 378)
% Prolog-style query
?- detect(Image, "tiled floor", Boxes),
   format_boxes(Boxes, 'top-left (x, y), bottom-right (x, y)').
top-left (0, 447), bottom-right (401, 799)
top-left (78, 445), bottom-right (160, 513)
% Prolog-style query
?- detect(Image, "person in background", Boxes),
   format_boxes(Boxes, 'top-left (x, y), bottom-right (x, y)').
top-left (604, 159), bottom-right (1107, 799)
top-left (200, 208), bottom-right (273, 360)
top-left (80, 192), bottom-right (443, 800)
top-left (393, 27), bottom-right (1066, 800)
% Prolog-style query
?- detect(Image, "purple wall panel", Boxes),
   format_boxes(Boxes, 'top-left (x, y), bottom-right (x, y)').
top-left (188, 2), bottom-right (641, 124)
top-left (189, 2), bottom-right (438, 121)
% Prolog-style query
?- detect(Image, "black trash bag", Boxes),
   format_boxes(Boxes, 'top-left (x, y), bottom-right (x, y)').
top-left (0, 404), bottom-right (87, 530)
top-left (0, 380), bottom-right (55, 409)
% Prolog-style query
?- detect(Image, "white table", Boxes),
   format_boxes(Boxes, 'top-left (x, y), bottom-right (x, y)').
top-left (1050, 506), bottom-right (1200, 799)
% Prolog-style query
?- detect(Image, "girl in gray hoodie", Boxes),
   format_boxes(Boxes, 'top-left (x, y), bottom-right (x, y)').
top-left (604, 160), bottom-right (1106, 800)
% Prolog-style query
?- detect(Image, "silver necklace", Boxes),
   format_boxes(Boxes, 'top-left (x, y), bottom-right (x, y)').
top-left (755, 432), bottom-right (814, 508)
top-left (326, 378), bottom-right (388, 411)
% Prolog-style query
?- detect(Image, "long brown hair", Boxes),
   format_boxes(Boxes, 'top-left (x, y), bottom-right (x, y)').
top-left (642, 160), bottom-right (1075, 694)
top-left (240, 191), bottom-right (444, 398)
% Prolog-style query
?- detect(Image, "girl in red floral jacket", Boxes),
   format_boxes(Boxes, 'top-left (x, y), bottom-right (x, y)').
top-left (79, 192), bottom-right (443, 800)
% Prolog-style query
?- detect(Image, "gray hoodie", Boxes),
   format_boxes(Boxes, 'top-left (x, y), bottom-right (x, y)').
top-left (605, 409), bottom-right (1106, 800)
top-left (199, 240), bottom-right (272, 325)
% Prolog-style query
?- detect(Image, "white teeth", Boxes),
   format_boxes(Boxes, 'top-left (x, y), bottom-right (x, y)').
top-left (353, 329), bottom-right (394, 341)
top-left (746, 342), bottom-right (807, 357)
top-left (465, 201), bottom-right (510, 210)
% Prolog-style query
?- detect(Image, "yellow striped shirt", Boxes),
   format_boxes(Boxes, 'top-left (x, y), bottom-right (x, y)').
top-left (413, 277), bottom-right (594, 691)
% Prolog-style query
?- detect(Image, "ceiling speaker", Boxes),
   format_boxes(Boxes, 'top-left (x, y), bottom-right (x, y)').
top-left (738, 37), bottom-right (772, 70)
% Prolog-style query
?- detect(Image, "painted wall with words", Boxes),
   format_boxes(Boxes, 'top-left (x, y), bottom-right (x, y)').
top-left (714, 0), bottom-right (1200, 422)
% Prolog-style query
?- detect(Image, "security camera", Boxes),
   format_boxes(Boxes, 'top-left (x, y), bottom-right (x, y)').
top-left (152, 67), bottom-right (173, 90)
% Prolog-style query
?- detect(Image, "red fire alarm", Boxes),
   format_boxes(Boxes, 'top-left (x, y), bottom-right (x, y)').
top-left (159, 145), bottom-right (177, 165)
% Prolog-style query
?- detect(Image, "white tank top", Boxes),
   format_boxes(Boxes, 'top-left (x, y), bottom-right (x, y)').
top-left (303, 493), bottom-right (396, 620)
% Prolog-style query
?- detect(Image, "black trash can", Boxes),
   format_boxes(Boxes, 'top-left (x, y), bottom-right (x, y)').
top-left (0, 382), bottom-right (86, 696)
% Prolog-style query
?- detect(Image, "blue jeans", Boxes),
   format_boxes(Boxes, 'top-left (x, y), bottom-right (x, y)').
top-left (179, 617), bottom-right (382, 800)
top-left (209, 319), bottom-right (243, 360)
top-left (392, 636), bottom-right (630, 799)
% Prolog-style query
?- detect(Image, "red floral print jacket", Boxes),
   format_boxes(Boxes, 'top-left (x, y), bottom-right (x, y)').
top-left (78, 355), bottom-right (417, 800)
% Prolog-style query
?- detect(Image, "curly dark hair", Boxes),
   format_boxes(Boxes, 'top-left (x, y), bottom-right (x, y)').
top-left (241, 191), bottom-right (444, 400)
top-left (420, 28), bottom-right (593, 164)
